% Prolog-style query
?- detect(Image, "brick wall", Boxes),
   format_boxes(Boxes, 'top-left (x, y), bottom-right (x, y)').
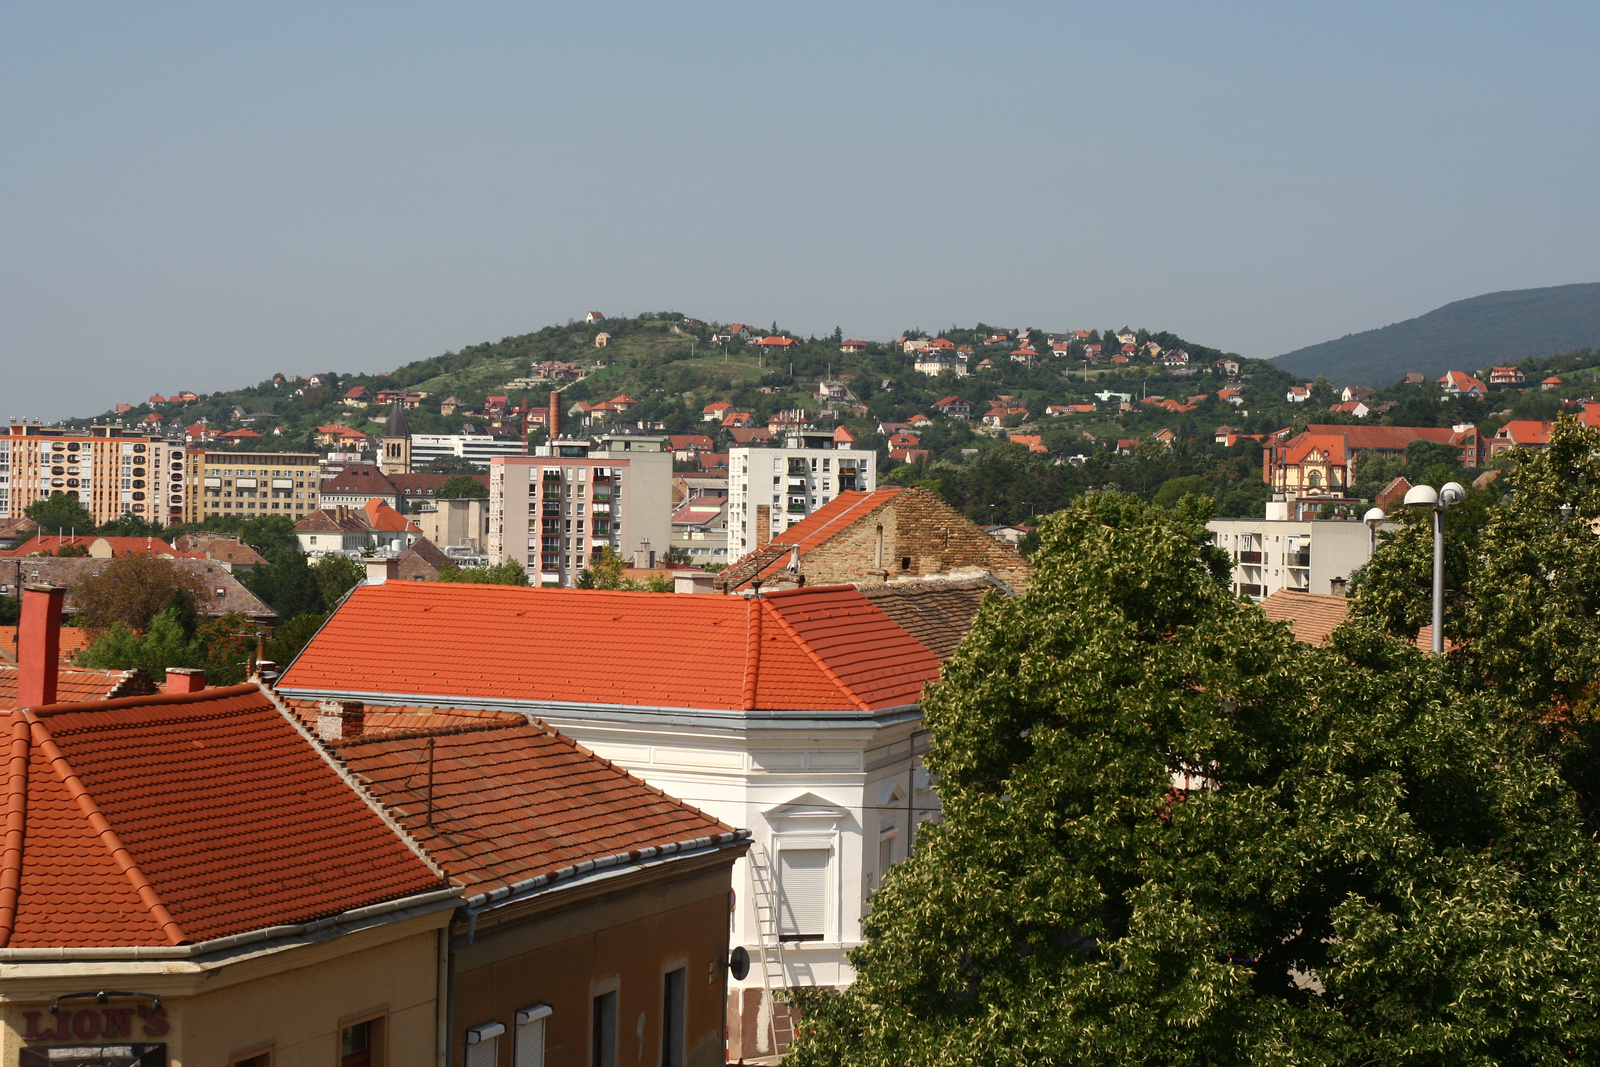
top-left (788, 488), bottom-right (1033, 591)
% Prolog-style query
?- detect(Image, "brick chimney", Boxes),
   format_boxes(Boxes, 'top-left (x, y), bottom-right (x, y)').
top-left (164, 668), bottom-right (207, 694)
top-left (317, 699), bottom-right (365, 741)
top-left (549, 390), bottom-right (562, 440)
top-left (755, 505), bottom-right (771, 549)
top-left (18, 584), bottom-right (65, 708)
top-left (1328, 576), bottom-right (1348, 599)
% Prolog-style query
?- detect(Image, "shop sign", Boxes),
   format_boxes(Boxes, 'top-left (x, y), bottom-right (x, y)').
top-left (20, 1006), bottom-right (169, 1042)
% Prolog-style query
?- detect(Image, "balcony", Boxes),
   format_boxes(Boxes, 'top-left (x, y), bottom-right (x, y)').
top-left (1238, 583), bottom-right (1264, 599)
top-left (592, 503), bottom-right (611, 516)
top-left (543, 502), bottom-right (562, 516)
top-left (786, 502), bottom-right (808, 514)
top-left (542, 471), bottom-right (561, 482)
top-left (541, 554), bottom-right (561, 570)
top-left (1237, 551), bottom-right (1262, 564)
top-left (1287, 552), bottom-right (1311, 568)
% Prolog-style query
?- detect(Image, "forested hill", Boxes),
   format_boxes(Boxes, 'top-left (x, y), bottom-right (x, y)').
top-left (1273, 283), bottom-right (1600, 386)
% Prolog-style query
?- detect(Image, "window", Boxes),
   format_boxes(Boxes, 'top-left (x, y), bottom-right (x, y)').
top-left (778, 848), bottom-right (828, 941)
top-left (339, 1014), bottom-right (385, 1067)
top-left (466, 1022), bottom-right (505, 1067)
top-left (515, 1005), bottom-right (551, 1067)
top-left (661, 969), bottom-right (686, 1067)
top-left (878, 825), bottom-right (899, 887)
top-left (591, 990), bottom-right (618, 1067)
top-left (231, 1049), bottom-right (273, 1067)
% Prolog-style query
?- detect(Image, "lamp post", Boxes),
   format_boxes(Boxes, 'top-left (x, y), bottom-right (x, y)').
top-left (1402, 482), bottom-right (1465, 657)
top-left (1363, 506), bottom-right (1385, 555)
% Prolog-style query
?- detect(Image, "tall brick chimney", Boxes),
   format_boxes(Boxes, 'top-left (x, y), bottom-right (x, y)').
top-left (549, 390), bottom-right (562, 440)
top-left (755, 505), bottom-right (771, 549)
top-left (18, 584), bottom-right (65, 708)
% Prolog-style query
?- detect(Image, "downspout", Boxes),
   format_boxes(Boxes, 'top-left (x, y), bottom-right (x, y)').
top-left (437, 925), bottom-right (450, 1067)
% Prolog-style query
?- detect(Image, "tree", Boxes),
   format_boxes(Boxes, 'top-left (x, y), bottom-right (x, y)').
top-left (313, 554), bottom-right (367, 608)
top-left (78, 605), bottom-right (257, 686)
top-left (662, 545), bottom-right (693, 566)
top-left (433, 475), bottom-right (488, 499)
top-left (436, 561), bottom-right (530, 586)
top-left (24, 493), bottom-right (94, 535)
top-left (575, 547), bottom-right (629, 589)
top-left (240, 547), bottom-right (324, 620)
top-left (265, 611), bottom-right (327, 667)
top-left (787, 492), bottom-right (1600, 1066)
top-left (69, 556), bottom-right (206, 630)
top-left (238, 514), bottom-right (298, 556)
top-left (1351, 415), bottom-right (1600, 826)
top-left (96, 512), bottom-right (166, 539)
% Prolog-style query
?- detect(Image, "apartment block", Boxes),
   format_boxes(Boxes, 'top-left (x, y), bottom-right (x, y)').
top-left (487, 432), bottom-right (673, 586)
top-left (411, 433), bottom-right (527, 469)
top-left (1, 422), bottom-right (184, 525)
top-left (729, 433), bottom-right (876, 559)
top-left (184, 450), bottom-right (321, 522)
top-left (1208, 509), bottom-right (1395, 602)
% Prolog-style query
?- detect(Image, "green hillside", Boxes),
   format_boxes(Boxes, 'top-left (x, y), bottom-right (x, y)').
top-left (1273, 283), bottom-right (1600, 386)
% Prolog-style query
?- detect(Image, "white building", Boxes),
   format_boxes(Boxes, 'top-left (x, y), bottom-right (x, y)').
top-left (1208, 503), bottom-right (1396, 601)
top-left (487, 430), bottom-right (673, 585)
top-left (913, 352), bottom-right (968, 378)
top-left (410, 433), bottom-right (527, 469)
top-left (729, 434), bottom-right (877, 559)
top-left (276, 580), bottom-right (946, 1060)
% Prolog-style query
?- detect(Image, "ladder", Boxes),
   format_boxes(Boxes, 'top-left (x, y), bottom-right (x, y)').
top-left (746, 842), bottom-right (795, 1055)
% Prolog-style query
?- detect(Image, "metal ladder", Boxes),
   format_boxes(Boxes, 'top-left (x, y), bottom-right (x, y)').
top-left (746, 842), bottom-right (794, 1055)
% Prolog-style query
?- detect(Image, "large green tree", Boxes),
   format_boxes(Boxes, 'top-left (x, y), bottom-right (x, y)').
top-left (787, 492), bottom-right (1600, 1066)
top-left (23, 493), bottom-right (94, 534)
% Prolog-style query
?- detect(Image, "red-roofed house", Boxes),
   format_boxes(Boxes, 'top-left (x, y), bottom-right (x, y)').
top-left (1489, 366), bottom-right (1526, 385)
top-left (703, 400), bottom-right (734, 422)
top-left (1264, 424), bottom-right (1480, 497)
top-left (278, 580), bottom-right (947, 1058)
top-left (755, 335), bottom-right (799, 350)
top-left (840, 339), bottom-right (868, 354)
top-left (908, 414), bottom-right (934, 428)
top-left (833, 425), bottom-right (857, 445)
top-left (342, 386), bottom-right (372, 407)
top-left (1487, 420), bottom-right (1554, 458)
top-left (295, 499), bottom-right (420, 556)
top-left (721, 411), bottom-right (756, 429)
top-left (932, 396), bottom-right (972, 419)
top-left (0, 534), bottom-right (182, 559)
top-left (1439, 370), bottom-right (1489, 398)
top-left (1328, 400), bottom-right (1371, 417)
top-left (217, 427), bottom-right (262, 442)
top-left (1543, 376), bottom-right (1564, 390)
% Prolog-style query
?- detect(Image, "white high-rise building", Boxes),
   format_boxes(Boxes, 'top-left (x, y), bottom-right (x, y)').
top-left (410, 433), bottom-right (526, 469)
top-left (729, 433), bottom-right (876, 559)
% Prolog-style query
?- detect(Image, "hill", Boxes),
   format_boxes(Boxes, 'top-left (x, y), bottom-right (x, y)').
top-left (1272, 283), bottom-right (1600, 386)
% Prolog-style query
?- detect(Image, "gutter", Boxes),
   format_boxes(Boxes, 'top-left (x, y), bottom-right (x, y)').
top-left (0, 884), bottom-right (462, 961)
top-left (454, 830), bottom-right (750, 945)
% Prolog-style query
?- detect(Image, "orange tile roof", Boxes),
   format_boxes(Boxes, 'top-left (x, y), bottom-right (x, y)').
top-left (0, 626), bottom-right (96, 664)
top-left (330, 718), bottom-right (736, 896)
top-left (281, 698), bottom-right (525, 735)
top-left (0, 535), bottom-right (180, 559)
top-left (1258, 590), bottom-right (1445, 653)
top-left (0, 685), bottom-right (441, 948)
top-left (0, 666), bottom-right (159, 710)
top-left (279, 581), bottom-right (939, 713)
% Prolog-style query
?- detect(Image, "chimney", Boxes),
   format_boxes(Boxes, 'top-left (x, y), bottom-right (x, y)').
top-left (549, 390), bottom-right (562, 440)
top-left (18, 584), bottom-right (65, 708)
top-left (164, 668), bottom-right (207, 694)
top-left (1328, 576), bottom-right (1348, 599)
top-left (755, 505), bottom-right (771, 549)
top-left (317, 699), bottom-right (365, 741)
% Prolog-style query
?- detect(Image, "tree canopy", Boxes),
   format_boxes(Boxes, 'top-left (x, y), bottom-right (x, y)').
top-left (432, 474), bottom-right (488, 499)
top-left (787, 490), bottom-right (1600, 1066)
top-left (23, 493), bottom-right (94, 534)
top-left (69, 556), bottom-right (207, 630)
top-left (436, 560), bottom-right (530, 586)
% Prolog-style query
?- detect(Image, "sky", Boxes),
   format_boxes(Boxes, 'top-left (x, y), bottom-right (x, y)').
top-left (3, 2), bottom-right (1597, 421)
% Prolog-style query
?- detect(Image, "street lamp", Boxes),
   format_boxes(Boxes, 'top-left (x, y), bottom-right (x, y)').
top-left (1403, 482), bottom-right (1465, 657)
top-left (1364, 506), bottom-right (1385, 555)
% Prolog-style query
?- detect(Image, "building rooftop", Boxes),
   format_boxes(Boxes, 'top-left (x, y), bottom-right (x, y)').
top-left (280, 582), bottom-right (940, 714)
top-left (855, 574), bottom-right (1000, 661)
top-left (327, 716), bottom-right (739, 897)
top-left (0, 665), bottom-right (159, 710)
top-left (0, 684), bottom-right (442, 948)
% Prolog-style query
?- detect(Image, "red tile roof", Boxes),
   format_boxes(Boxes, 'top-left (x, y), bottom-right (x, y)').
top-left (280, 582), bottom-right (939, 713)
top-left (0, 666), bottom-right (159, 710)
top-left (329, 718), bottom-right (736, 896)
top-left (0, 535), bottom-right (181, 559)
top-left (0, 685), bottom-right (440, 948)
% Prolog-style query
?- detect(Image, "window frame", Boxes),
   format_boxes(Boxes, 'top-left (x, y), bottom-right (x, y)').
top-left (336, 1007), bottom-right (389, 1067)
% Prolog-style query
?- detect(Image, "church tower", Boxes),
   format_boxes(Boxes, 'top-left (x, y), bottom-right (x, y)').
top-left (380, 400), bottom-right (412, 476)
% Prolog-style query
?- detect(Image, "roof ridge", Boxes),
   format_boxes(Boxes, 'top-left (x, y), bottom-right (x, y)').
top-left (759, 598), bottom-right (870, 713)
top-left (22, 710), bottom-right (188, 945)
top-left (0, 716), bottom-right (30, 947)
top-left (256, 683), bottom-right (449, 884)
top-left (741, 595), bottom-right (762, 711)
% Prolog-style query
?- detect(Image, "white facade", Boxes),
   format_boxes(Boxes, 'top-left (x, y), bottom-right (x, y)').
top-left (1, 424), bottom-right (184, 525)
top-left (729, 438), bottom-right (877, 559)
top-left (487, 437), bottom-right (673, 586)
top-left (410, 433), bottom-right (527, 469)
top-left (1208, 515), bottom-right (1395, 601)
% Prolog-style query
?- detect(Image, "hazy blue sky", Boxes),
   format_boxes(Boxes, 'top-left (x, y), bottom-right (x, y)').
top-left (4, 2), bottom-right (1597, 420)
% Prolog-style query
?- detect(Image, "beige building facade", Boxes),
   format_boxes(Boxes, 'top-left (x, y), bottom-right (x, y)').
top-left (1, 423), bottom-right (184, 526)
top-left (185, 451), bottom-right (322, 523)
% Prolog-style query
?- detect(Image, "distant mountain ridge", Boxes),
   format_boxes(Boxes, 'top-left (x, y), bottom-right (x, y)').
top-left (1273, 283), bottom-right (1600, 386)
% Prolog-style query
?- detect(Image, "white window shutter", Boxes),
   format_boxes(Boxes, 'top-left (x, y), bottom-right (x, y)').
top-left (778, 848), bottom-right (828, 938)
top-left (513, 1019), bottom-right (545, 1067)
top-left (466, 1023), bottom-right (505, 1067)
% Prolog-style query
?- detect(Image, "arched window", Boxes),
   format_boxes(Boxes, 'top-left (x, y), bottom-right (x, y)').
top-left (1308, 471), bottom-right (1322, 487)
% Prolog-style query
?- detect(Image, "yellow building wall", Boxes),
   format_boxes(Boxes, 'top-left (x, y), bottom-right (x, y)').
top-left (0, 921), bottom-right (442, 1067)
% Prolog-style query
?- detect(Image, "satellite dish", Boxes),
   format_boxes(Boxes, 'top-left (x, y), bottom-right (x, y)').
top-left (728, 946), bottom-right (750, 981)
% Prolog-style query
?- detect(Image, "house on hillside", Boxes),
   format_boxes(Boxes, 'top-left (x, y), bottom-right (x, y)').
top-left (1438, 370), bottom-right (1488, 398)
top-left (1489, 366), bottom-right (1526, 385)
top-left (932, 396), bottom-right (972, 419)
